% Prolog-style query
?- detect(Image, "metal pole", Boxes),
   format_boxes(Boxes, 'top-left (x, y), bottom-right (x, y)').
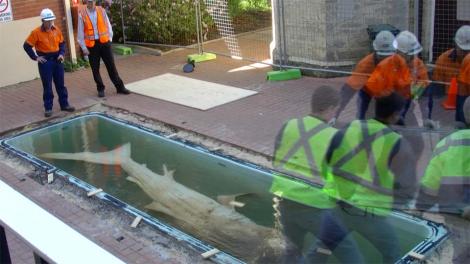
top-left (0, 226), bottom-right (11, 264)
top-left (195, 0), bottom-right (203, 55)
top-left (280, 0), bottom-right (288, 68)
top-left (414, 0), bottom-right (420, 36)
top-left (120, 0), bottom-right (126, 43)
top-left (275, 0), bottom-right (284, 69)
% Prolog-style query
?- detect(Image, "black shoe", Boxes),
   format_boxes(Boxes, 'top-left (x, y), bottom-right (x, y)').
top-left (117, 88), bottom-right (131, 95)
top-left (98, 90), bottom-right (105, 98)
top-left (61, 105), bottom-right (75, 112)
top-left (44, 110), bottom-right (53, 117)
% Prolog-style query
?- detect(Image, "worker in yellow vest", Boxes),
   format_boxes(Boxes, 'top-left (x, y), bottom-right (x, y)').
top-left (77, 0), bottom-right (130, 98)
top-left (416, 97), bottom-right (470, 262)
top-left (312, 92), bottom-right (416, 263)
top-left (271, 85), bottom-right (363, 263)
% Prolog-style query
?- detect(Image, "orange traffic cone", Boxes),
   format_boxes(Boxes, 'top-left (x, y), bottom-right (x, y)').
top-left (442, 77), bottom-right (457, 110)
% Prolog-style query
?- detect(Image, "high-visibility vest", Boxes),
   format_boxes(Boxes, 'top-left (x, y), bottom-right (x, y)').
top-left (271, 116), bottom-right (337, 208)
top-left (323, 119), bottom-right (401, 216)
top-left (420, 130), bottom-right (470, 208)
top-left (80, 6), bottom-right (110, 48)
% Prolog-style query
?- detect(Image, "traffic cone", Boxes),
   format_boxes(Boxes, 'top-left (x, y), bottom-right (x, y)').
top-left (442, 77), bottom-right (457, 110)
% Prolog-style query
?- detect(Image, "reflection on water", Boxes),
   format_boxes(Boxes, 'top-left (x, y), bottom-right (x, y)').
top-left (6, 115), bottom-right (444, 263)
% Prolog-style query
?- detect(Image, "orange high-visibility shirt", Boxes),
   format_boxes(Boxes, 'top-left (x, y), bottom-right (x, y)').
top-left (458, 54), bottom-right (470, 96)
top-left (25, 25), bottom-right (64, 54)
top-left (433, 49), bottom-right (462, 90)
top-left (366, 54), bottom-right (429, 99)
top-left (346, 53), bottom-right (377, 91)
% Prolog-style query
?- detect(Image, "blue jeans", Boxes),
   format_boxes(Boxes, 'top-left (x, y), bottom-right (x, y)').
top-left (38, 59), bottom-right (69, 111)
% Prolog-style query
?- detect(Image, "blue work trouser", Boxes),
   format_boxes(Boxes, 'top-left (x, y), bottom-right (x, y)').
top-left (456, 95), bottom-right (469, 123)
top-left (357, 89), bottom-right (371, 120)
top-left (313, 202), bottom-right (400, 263)
top-left (38, 59), bottom-right (69, 111)
top-left (279, 199), bottom-right (363, 263)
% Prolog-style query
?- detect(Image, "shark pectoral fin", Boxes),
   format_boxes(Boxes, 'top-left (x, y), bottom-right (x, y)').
top-left (145, 201), bottom-right (173, 215)
top-left (217, 194), bottom-right (249, 209)
top-left (126, 176), bottom-right (140, 185)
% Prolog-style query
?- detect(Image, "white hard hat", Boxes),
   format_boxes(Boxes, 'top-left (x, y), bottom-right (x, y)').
top-left (455, 25), bottom-right (470, 51)
top-left (40, 8), bottom-right (56, 21)
top-left (373, 30), bottom-right (396, 56)
top-left (393, 31), bottom-right (422, 55)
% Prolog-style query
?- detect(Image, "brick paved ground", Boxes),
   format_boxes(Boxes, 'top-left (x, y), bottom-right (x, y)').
top-left (0, 36), bottom-right (460, 263)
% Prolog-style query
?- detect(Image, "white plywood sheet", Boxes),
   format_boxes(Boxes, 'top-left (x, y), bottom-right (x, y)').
top-left (126, 73), bottom-right (257, 110)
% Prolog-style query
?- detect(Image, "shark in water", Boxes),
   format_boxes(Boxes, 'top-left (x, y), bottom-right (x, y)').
top-left (41, 143), bottom-right (286, 261)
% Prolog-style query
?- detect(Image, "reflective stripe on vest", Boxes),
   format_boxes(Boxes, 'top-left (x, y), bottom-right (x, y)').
top-left (327, 120), bottom-right (400, 214)
top-left (274, 116), bottom-right (336, 181)
top-left (271, 116), bottom-right (337, 208)
top-left (421, 130), bottom-right (470, 196)
top-left (80, 6), bottom-right (110, 48)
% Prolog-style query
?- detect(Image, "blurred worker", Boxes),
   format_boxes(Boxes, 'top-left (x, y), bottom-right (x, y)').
top-left (271, 86), bottom-right (363, 263)
top-left (432, 26), bottom-right (470, 96)
top-left (23, 8), bottom-right (75, 118)
top-left (416, 97), bottom-right (470, 262)
top-left (455, 26), bottom-right (470, 125)
top-left (333, 30), bottom-right (396, 122)
top-left (367, 31), bottom-right (430, 126)
top-left (314, 93), bottom-right (416, 263)
top-left (77, 0), bottom-right (130, 98)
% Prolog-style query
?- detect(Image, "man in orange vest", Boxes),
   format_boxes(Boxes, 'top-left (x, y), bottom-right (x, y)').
top-left (332, 30), bottom-right (396, 123)
top-left (366, 31), bottom-right (430, 126)
top-left (432, 26), bottom-right (470, 126)
top-left (23, 8), bottom-right (75, 117)
top-left (77, 0), bottom-right (130, 98)
top-left (454, 26), bottom-right (470, 125)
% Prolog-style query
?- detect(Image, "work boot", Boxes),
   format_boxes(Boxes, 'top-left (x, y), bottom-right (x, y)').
top-left (44, 110), bottom-right (53, 117)
top-left (61, 105), bottom-right (75, 112)
top-left (117, 88), bottom-right (131, 95)
top-left (98, 90), bottom-right (105, 98)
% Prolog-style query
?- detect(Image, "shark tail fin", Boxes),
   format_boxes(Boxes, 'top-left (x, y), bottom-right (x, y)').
top-left (40, 143), bottom-right (132, 165)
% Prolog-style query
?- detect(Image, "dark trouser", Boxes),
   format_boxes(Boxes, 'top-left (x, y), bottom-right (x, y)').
top-left (314, 202), bottom-right (400, 263)
top-left (279, 199), bottom-right (363, 263)
top-left (38, 59), bottom-right (69, 111)
top-left (357, 90), bottom-right (371, 120)
top-left (456, 95), bottom-right (469, 123)
top-left (88, 41), bottom-right (125, 92)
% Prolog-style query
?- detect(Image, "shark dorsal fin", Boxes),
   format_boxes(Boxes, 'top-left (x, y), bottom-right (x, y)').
top-left (162, 164), bottom-right (175, 180)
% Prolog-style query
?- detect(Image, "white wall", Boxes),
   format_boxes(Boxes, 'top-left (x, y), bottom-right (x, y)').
top-left (0, 17), bottom-right (41, 88)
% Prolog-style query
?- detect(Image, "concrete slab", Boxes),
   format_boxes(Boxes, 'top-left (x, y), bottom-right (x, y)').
top-left (126, 73), bottom-right (257, 110)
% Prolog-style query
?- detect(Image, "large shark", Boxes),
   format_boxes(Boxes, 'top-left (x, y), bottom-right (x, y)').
top-left (41, 143), bottom-right (286, 262)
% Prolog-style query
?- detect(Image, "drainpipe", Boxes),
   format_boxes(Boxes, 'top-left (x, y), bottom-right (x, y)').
top-left (63, 0), bottom-right (77, 62)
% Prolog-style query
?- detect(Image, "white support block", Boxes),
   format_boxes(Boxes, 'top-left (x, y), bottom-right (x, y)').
top-left (87, 188), bottom-right (103, 197)
top-left (47, 173), bottom-right (54, 184)
top-left (201, 248), bottom-right (220, 259)
top-left (165, 133), bottom-right (178, 139)
top-left (130, 216), bottom-right (143, 228)
top-left (408, 251), bottom-right (425, 260)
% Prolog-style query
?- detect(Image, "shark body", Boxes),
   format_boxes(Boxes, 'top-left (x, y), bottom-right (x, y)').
top-left (41, 143), bottom-right (285, 261)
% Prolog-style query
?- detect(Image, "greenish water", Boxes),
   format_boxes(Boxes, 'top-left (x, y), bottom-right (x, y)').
top-left (6, 115), bottom-right (437, 263)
